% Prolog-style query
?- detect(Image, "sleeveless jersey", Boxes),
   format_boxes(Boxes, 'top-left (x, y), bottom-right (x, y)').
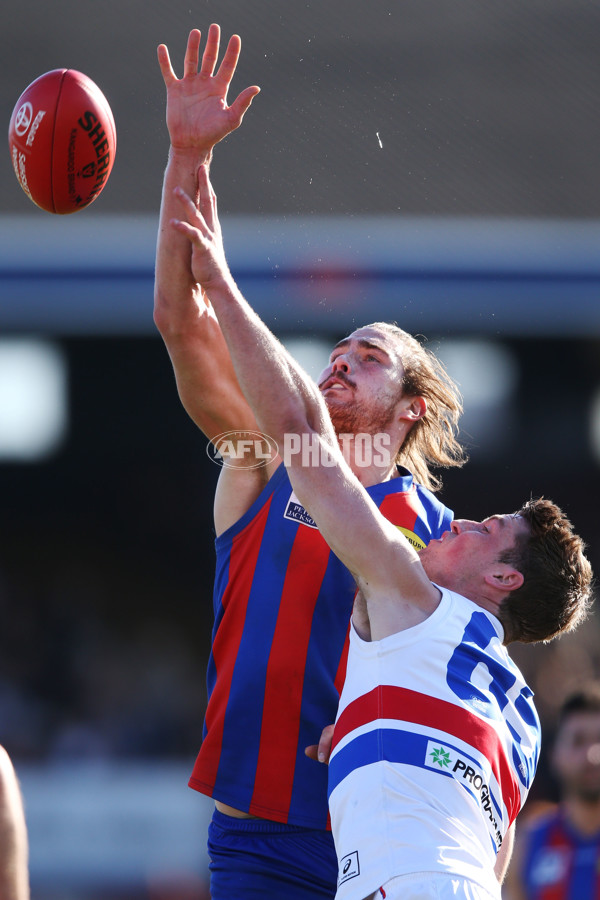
top-left (521, 808), bottom-right (600, 900)
top-left (328, 587), bottom-right (540, 900)
top-left (189, 462), bottom-right (453, 828)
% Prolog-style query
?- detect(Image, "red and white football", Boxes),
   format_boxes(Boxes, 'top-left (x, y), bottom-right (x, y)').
top-left (8, 69), bottom-right (117, 214)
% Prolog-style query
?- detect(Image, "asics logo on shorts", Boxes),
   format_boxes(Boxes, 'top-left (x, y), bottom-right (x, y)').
top-left (338, 850), bottom-right (360, 886)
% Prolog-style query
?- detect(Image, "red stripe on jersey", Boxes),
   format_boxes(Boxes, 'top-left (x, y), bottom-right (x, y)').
top-left (537, 819), bottom-right (574, 900)
top-left (250, 526), bottom-right (331, 817)
top-left (333, 684), bottom-right (522, 824)
top-left (194, 498), bottom-right (273, 790)
top-left (334, 621), bottom-right (351, 696)
top-left (378, 489), bottom-right (419, 530)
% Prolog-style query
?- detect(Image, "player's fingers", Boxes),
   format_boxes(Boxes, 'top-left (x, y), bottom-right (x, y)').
top-left (197, 163), bottom-right (216, 195)
top-left (172, 186), bottom-right (209, 234)
top-left (229, 86), bottom-right (261, 125)
top-left (170, 215), bottom-right (213, 256)
top-left (169, 217), bottom-right (199, 243)
top-left (215, 34), bottom-right (242, 86)
top-left (157, 44), bottom-right (176, 85)
top-left (305, 724), bottom-right (335, 764)
top-left (200, 23), bottom-right (221, 76)
top-left (317, 724), bottom-right (335, 763)
top-left (183, 29), bottom-right (202, 78)
top-left (197, 166), bottom-right (219, 230)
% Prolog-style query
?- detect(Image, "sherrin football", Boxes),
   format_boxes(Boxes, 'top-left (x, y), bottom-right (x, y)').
top-left (8, 69), bottom-right (116, 214)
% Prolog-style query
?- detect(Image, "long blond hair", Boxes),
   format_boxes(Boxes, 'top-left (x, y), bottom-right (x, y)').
top-left (367, 322), bottom-right (466, 491)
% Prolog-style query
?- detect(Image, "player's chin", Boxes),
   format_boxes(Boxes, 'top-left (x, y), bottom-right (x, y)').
top-left (323, 390), bottom-right (355, 411)
top-left (325, 403), bottom-right (356, 431)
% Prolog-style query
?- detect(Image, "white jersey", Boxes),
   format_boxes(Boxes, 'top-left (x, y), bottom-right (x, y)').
top-left (328, 586), bottom-right (540, 900)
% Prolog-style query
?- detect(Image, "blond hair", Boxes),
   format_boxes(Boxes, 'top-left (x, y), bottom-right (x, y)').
top-left (367, 322), bottom-right (466, 491)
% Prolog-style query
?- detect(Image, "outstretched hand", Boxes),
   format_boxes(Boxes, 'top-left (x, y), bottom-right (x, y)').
top-left (157, 24), bottom-right (260, 156)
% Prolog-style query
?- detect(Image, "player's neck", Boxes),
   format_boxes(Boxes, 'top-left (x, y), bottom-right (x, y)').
top-left (348, 456), bottom-right (399, 487)
top-left (340, 435), bottom-right (401, 487)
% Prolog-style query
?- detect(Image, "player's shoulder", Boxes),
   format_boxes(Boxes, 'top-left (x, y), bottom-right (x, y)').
top-left (386, 466), bottom-right (447, 503)
top-left (398, 468), bottom-right (453, 512)
top-left (214, 457), bottom-right (283, 537)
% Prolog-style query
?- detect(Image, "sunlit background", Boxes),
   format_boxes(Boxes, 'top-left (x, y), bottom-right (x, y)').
top-left (2, 1), bottom-right (600, 897)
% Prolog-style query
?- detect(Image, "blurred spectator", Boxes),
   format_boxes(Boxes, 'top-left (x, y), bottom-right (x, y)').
top-left (503, 682), bottom-right (600, 899)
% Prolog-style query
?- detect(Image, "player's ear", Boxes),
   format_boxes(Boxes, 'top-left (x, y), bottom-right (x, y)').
top-left (398, 395), bottom-right (427, 423)
top-left (484, 566), bottom-right (524, 593)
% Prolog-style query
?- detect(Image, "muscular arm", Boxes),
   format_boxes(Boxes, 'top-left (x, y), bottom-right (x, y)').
top-left (154, 27), bottom-right (276, 533)
top-left (154, 25), bottom-right (260, 440)
top-left (170, 173), bottom-right (440, 636)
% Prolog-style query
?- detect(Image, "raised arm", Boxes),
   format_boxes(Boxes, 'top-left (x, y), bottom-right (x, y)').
top-left (170, 172), bottom-right (440, 635)
top-left (154, 26), bottom-right (260, 439)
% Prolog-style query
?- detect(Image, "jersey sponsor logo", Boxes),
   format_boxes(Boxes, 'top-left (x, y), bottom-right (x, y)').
top-left (424, 739), bottom-right (503, 848)
top-left (283, 501), bottom-right (428, 542)
top-left (283, 492), bottom-right (318, 528)
top-left (338, 850), bottom-right (360, 886)
top-left (396, 525), bottom-right (426, 550)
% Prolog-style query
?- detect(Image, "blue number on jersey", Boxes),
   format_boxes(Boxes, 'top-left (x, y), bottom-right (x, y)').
top-left (446, 612), bottom-right (539, 789)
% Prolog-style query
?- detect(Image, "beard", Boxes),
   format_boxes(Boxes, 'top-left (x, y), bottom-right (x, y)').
top-left (326, 391), bottom-right (399, 437)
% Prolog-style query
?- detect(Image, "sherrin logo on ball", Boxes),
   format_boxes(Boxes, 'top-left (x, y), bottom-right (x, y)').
top-left (8, 68), bottom-right (116, 214)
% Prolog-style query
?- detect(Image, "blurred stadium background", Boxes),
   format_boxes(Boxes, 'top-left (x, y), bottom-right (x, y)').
top-left (2, 0), bottom-right (600, 896)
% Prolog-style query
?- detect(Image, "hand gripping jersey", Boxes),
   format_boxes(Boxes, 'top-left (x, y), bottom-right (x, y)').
top-left (328, 587), bottom-right (540, 900)
top-left (520, 808), bottom-right (600, 900)
top-left (189, 463), bottom-right (453, 828)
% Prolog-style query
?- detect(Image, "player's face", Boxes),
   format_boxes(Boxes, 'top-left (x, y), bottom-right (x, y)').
top-left (552, 711), bottom-right (600, 802)
top-left (418, 513), bottom-right (530, 597)
top-left (317, 326), bottom-right (408, 434)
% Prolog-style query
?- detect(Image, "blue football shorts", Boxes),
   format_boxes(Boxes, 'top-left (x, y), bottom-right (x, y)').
top-left (207, 808), bottom-right (338, 899)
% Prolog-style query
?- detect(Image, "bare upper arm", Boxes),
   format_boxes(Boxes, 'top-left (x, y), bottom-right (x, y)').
top-left (495, 821), bottom-right (516, 886)
top-left (159, 304), bottom-right (259, 440)
top-left (500, 821), bottom-right (528, 900)
top-left (213, 457), bottom-right (281, 536)
top-left (156, 286), bottom-right (285, 532)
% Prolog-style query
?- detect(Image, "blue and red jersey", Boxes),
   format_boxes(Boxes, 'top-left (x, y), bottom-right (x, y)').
top-left (189, 462), bottom-right (454, 828)
top-left (521, 808), bottom-right (600, 900)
